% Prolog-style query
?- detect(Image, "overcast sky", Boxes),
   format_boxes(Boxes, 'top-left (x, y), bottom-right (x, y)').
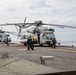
top-left (0, 0), bottom-right (76, 42)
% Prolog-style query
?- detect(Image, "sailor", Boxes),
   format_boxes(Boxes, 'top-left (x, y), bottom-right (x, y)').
top-left (27, 36), bottom-right (34, 50)
top-left (52, 38), bottom-right (56, 48)
top-left (6, 34), bottom-right (9, 46)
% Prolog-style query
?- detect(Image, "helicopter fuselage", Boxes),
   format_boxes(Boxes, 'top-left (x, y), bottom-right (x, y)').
top-left (19, 27), bottom-right (55, 46)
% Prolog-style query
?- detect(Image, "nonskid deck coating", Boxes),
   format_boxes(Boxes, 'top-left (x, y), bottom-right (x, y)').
top-left (0, 43), bottom-right (76, 72)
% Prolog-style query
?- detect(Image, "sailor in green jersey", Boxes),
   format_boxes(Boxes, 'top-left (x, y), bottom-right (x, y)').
top-left (27, 36), bottom-right (34, 50)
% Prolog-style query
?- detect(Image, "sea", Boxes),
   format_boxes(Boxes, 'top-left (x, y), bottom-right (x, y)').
top-left (58, 40), bottom-right (76, 47)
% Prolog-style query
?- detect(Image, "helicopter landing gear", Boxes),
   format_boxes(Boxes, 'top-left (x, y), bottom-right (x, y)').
top-left (48, 42), bottom-right (52, 47)
top-left (24, 43), bottom-right (27, 46)
top-left (39, 44), bottom-right (43, 46)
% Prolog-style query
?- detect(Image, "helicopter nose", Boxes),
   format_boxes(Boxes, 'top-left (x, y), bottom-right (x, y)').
top-left (46, 36), bottom-right (50, 40)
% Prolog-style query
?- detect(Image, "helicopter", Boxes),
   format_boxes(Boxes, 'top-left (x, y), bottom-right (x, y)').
top-left (0, 27), bottom-right (11, 43)
top-left (19, 24), bottom-right (55, 46)
top-left (0, 17), bottom-right (76, 46)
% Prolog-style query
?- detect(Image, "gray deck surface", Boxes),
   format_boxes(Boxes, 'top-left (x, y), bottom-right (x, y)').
top-left (0, 43), bottom-right (76, 75)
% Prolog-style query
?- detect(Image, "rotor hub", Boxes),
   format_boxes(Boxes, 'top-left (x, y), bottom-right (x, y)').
top-left (35, 21), bottom-right (42, 26)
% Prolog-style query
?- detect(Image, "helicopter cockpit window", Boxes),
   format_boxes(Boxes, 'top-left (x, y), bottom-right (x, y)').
top-left (45, 32), bottom-right (55, 40)
top-left (21, 35), bottom-right (26, 39)
top-left (50, 34), bottom-right (55, 38)
top-left (42, 27), bottom-right (48, 31)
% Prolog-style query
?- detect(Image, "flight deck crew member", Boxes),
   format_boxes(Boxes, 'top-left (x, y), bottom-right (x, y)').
top-left (27, 36), bottom-right (34, 50)
top-left (31, 36), bottom-right (34, 49)
top-left (52, 38), bottom-right (56, 48)
top-left (6, 34), bottom-right (9, 46)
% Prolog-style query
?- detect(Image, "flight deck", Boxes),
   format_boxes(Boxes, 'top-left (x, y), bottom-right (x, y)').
top-left (0, 43), bottom-right (76, 75)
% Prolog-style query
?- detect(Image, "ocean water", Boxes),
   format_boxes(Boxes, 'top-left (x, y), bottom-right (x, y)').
top-left (58, 40), bottom-right (76, 47)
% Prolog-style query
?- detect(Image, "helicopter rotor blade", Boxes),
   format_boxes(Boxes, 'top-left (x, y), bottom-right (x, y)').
top-left (42, 23), bottom-right (76, 29)
top-left (0, 23), bottom-right (21, 27)
top-left (24, 17), bottom-right (27, 23)
top-left (22, 17), bottom-right (27, 28)
top-left (22, 23), bottom-right (36, 28)
top-left (22, 22), bottom-right (36, 28)
top-left (0, 20), bottom-right (76, 29)
top-left (24, 25), bottom-right (33, 28)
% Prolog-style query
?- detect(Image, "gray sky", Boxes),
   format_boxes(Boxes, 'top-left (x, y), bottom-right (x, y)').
top-left (0, 0), bottom-right (76, 41)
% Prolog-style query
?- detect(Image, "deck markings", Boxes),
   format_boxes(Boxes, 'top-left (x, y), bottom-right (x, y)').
top-left (17, 49), bottom-right (27, 51)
